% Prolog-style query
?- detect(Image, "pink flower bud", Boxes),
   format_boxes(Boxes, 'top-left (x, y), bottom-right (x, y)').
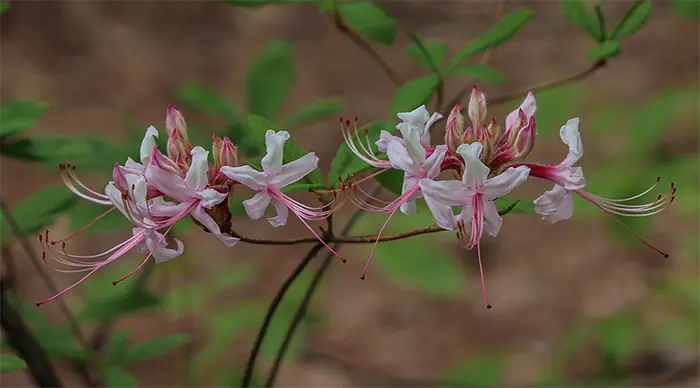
top-left (150, 146), bottom-right (181, 176)
top-left (468, 86), bottom-right (487, 129)
top-left (167, 129), bottom-right (193, 162)
top-left (444, 104), bottom-right (464, 153)
top-left (513, 116), bottom-right (536, 159)
top-left (166, 105), bottom-right (188, 141)
top-left (212, 134), bottom-right (224, 167)
top-left (220, 137), bottom-right (238, 167)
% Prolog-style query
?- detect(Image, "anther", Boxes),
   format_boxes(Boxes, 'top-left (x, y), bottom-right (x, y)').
top-left (345, 119), bottom-right (350, 126)
top-left (656, 176), bottom-right (660, 183)
top-left (339, 116), bottom-right (343, 123)
top-left (486, 304), bottom-right (492, 309)
top-left (354, 116), bottom-right (358, 122)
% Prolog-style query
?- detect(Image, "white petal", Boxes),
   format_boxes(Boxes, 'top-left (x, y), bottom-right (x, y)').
top-left (125, 174), bottom-right (148, 208)
top-left (197, 188), bottom-right (227, 209)
top-left (376, 130), bottom-right (399, 153)
top-left (423, 145), bottom-right (447, 179)
top-left (424, 194), bottom-right (457, 230)
top-left (534, 184), bottom-right (574, 223)
top-left (105, 182), bottom-right (129, 218)
top-left (560, 118), bottom-right (583, 166)
top-left (267, 198), bottom-right (289, 228)
top-left (143, 230), bottom-right (185, 264)
top-left (456, 142), bottom-right (489, 188)
top-left (269, 153), bottom-right (318, 189)
top-left (400, 199), bottom-right (417, 216)
top-left (481, 165), bottom-right (530, 198)
top-left (261, 130), bottom-right (290, 175)
top-left (185, 146), bottom-right (209, 191)
top-left (191, 206), bottom-right (240, 247)
top-left (399, 174), bottom-right (420, 215)
top-left (124, 157), bottom-right (145, 173)
top-left (561, 166), bottom-right (586, 190)
top-left (139, 126), bottom-right (159, 164)
top-left (422, 112), bottom-right (443, 146)
top-left (481, 199), bottom-right (503, 237)
top-left (220, 165), bottom-right (268, 191)
top-left (145, 164), bottom-right (195, 202)
top-left (505, 91), bottom-right (536, 129)
top-left (387, 140), bottom-right (419, 174)
top-left (418, 178), bottom-right (468, 207)
top-left (242, 191), bottom-right (272, 220)
top-left (398, 125), bottom-right (426, 165)
top-left (397, 105), bottom-right (430, 126)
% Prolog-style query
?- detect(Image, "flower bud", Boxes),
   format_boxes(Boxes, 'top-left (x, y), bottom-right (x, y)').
top-left (462, 125), bottom-right (474, 144)
top-left (220, 137), bottom-right (238, 168)
top-left (444, 104), bottom-right (464, 153)
top-left (151, 147), bottom-right (181, 176)
top-left (513, 116), bottom-right (536, 159)
top-left (468, 86), bottom-right (487, 130)
top-left (166, 105), bottom-right (188, 141)
top-left (486, 117), bottom-right (502, 142)
top-left (167, 129), bottom-right (193, 163)
top-left (505, 108), bottom-right (527, 145)
top-left (212, 134), bottom-right (224, 166)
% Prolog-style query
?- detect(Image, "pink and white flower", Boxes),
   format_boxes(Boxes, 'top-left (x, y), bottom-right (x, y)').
top-left (220, 130), bottom-right (345, 262)
top-left (419, 142), bottom-right (530, 308)
top-left (519, 118), bottom-right (673, 257)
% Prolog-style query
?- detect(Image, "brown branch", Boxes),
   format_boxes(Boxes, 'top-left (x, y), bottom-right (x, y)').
top-left (488, 60), bottom-right (607, 106)
top-left (0, 199), bottom-right (102, 387)
top-left (331, 10), bottom-right (403, 87)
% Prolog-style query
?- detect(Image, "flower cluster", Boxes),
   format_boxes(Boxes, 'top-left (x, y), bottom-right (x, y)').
top-left (38, 89), bottom-right (674, 308)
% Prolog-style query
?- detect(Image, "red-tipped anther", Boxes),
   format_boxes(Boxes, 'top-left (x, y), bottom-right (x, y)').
top-left (656, 176), bottom-right (661, 183)
top-left (364, 128), bottom-right (369, 136)
top-left (354, 116), bottom-right (358, 122)
top-left (656, 194), bottom-right (662, 200)
top-left (41, 251), bottom-right (46, 264)
top-left (339, 116), bottom-right (343, 123)
top-left (670, 196), bottom-right (675, 204)
top-left (671, 181), bottom-right (675, 190)
top-left (360, 275), bottom-right (365, 280)
top-left (38, 234), bottom-right (42, 243)
top-left (131, 184), bottom-right (135, 191)
top-left (112, 281), bottom-right (118, 286)
top-left (486, 304), bottom-right (492, 309)
top-left (345, 119), bottom-right (350, 126)
top-left (71, 164), bottom-right (76, 171)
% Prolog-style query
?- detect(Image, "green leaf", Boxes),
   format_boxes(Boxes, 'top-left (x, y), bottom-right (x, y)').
top-left (442, 356), bottom-right (505, 387)
top-left (672, 0), bottom-right (700, 20)
top-left (0, 185), bottom-right (78, 243)
top-left (0, 354), bottom-right (27, 373)
top-left (104, 330), bottom-right (132, 365)
top-left (447, 8), bottom-right (533, 71)
top-left (587, 40), bottom-right (621, 61)
top-left (453, 65), bottom-right (506, 85)
top-left (0, 100), bottom-right (49, 138)
top-left (121, 334), bottom-right (189, 364)
top-left (103, 366), bottom-right (138, 388)
top-left (390, 75), bottom-right (439, 117)
top-left (177, 83), bottom-right (246, 124)
top-left (338, 1), bottom-right (397, 46)
top-left (34, 327), bottom-right (85, 360)
top-left (77, 290), bottom-right (161, 323)
top-left (247, 115), bottom-right (323, 185)
top-left (560, 0), bottom-right (603, 40)
top-left (372, 237), bottom-right (468, 296)
top-left (495, 196), bottom-right (534, 214)
top-left (1, 135), bottom-right (94, 163)
top-left (327, 120), bottom-right (392, 187)
top-left (599, 313), bottom-right (639, 360)
top-left (0, 2), bottom-right (9, 16)
top-left (610, 1), bottom-right (653, 40)
top-left (404, 40), bottom-right (447, 71)
top-left (373, 168), bottom-right (403, 195)
top-left (246, 41), bottom-right (295, 119)
top-left (279, 98), bottom-right (343, 127)
top-left (4, 293), bottom-right (50, 329)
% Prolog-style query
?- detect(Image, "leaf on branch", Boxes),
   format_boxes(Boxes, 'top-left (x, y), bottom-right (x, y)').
top-left (610, 1), bottom-right (653, 40)
top-left (454, 65), bottom-right (506, 85)
top-left (587, 40), bottom-right (621, 61)
top-left (390, 74), bottom-right (439, 117)
top-left (671, 0), bottom-right (700, 20)
top-left (0, 185), bottom-right (78, 243)
top-left (373, 168), bottom-right (403, 196)
top-left (178, 83), bottom-right (246, 124)
top-left (404, 39), bottom-right (447, 71)
top-left (337, 1), bottom-right (397, 46)
top-left (327, 120), bottom-right (392, 187)
top-left (103, 366), bottom-right (138, 388)
top-left (0, 354), bottom-right (27, 373)
top-left (246, 41), bottom-right (296, 119)
top-left (279, 98), bottom-right (343, 127)
top-left (446, 8), bottom-right (533, 71)
top-left (0, 135), bottom-right (94, 164)
top-left (560, 0), bottom-right (603, 41)
top-left (0, 100), bottom-right (49, 139)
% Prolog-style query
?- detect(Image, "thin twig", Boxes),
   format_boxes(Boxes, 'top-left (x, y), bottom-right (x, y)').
top-left (0, 199), bottom-right (102, 387)
top-left (264, 186), bottom-right (379, 387)
top-left (0, 279), bottom-right (63, 387)
top-left (240, 242), bottom-right (326, 387)
top-left (331, 9), bottom-right (403, 87)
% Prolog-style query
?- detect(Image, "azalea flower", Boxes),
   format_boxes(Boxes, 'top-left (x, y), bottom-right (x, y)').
top-left (419, 142), bottom-right (530, 308)
top-left (519, 118), bottom-right (673, 257)
top-left (220, 130), bottom-right (345, 262)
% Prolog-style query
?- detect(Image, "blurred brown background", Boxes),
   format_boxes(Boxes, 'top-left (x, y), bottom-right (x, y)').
top-left (1, 1), bottom-right (698, 387)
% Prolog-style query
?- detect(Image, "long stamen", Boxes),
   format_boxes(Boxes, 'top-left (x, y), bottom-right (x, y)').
top-left (50, 207), bottom-right (117, 244)
top-left (575, 189), bottom-right (669, 258)
top-left (476, 242), bottom-right (492, 309)
top-left (112, 224), bottom-right (175, 285)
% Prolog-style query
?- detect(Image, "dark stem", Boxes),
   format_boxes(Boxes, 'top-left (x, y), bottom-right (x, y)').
top-left (240, 242), bottom-right (326, 387)
top-left (0, 199), bottom-right (102, 387)
top-left (264, 190), bottom-right (374, 387)
top-left (0, 280), bottom-right (63, 388)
